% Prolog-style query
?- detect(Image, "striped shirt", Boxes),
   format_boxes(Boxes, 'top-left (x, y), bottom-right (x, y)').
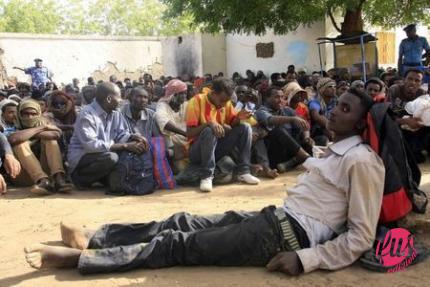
top-left (185, 92), bottom-right (237, 141)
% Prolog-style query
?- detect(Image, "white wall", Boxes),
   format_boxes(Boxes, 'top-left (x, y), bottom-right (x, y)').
top-left (161, 34), bottom-right (203, 77)
top-left (201, 34), bottom-right (226, 75)
top-left (0, 33), bottom-right (163, 85)
top-left (226, 23), bottom-right (326, 77)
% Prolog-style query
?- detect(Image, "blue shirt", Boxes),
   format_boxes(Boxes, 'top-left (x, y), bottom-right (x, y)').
top-left (0, 132), bottom-right (12, 156)
top-left (67, 100), bottom-right (130, 173)
top-left (1, 125), bottom-right (17, 137)
top-left (308, 96), bottom-right (336, 118)
top-left (24, 66), bottom-right (51, 89)
top-left (121, 104), bottom-right (159, 139)
top-left (399, 36), bottom-right (430, 65)
top-left (308, 96), bottom-right (336, 136)
top-left (255, 104), bottom-right (299, 136)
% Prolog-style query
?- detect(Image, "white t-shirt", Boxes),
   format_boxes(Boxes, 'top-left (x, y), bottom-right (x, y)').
top-left (155, 101), bottom-right (187, 136)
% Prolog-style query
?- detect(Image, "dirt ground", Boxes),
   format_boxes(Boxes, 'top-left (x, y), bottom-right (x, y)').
top-left (1, 165), bottom-right (430, 287)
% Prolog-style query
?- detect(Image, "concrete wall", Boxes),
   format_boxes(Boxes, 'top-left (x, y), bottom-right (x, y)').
top-left (226, 22), bottom-right (326, 77)
top-left (201, 34), bottom-right (226, 75)
top-left (0, 33), bottom-right (163, 85)
top-left (161, 34), bottom-right (203, 77)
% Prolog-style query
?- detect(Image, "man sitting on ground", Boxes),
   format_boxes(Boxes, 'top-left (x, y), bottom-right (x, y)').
top-left (365, 78), bottom-right (385, 102)
top-left (0, 132), bottom-right (21, 194)
top-left (386, 68), bottom-right (429, 162)
top-left (67, 82), bottom-right (148, 190)
top-left (121, 87), bottom-right (159, 140)
top-left (186, 77), bottom-right (260, 192)
top-left (155, 79), bottom-right (188, 170)
top-left (309, 78), bottom-right (337, 146)
top-left (24, 88), bottom-right (385, 276)
top-left (8, 100), bottom-right (71, 195)
top-left (256, 86), bottom-right (312, 172)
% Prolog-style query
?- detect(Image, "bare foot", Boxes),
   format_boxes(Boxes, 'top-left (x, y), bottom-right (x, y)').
top-left (24, 244), bottom-right (81, 269)
top-left (61, 223), bottom-right (94, 250)
top-left (251, 164), bottom-right (264, 177)
top-left (264, 168), bottom-right (279, 179)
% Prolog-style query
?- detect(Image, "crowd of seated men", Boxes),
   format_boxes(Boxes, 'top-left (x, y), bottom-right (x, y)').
top-left (0, 64), bottom-right (428, 195)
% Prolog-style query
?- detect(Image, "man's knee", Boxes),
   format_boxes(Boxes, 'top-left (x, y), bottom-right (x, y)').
top-left (200, 126), bottom-right (216, 137)
top-left (101, 152), bottom-right (119, 166)
top-left (198, 127), bottom-right (217, 144)
top-left (235, 123), bottom-right (252, 136)
top-left (12, 141), bottom-right (31, 153)
top-left (40, 139), bottom-right (58, 146)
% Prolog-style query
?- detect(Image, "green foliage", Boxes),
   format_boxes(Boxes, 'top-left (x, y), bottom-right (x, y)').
top-left (0, 0), bottom-right (195, 36)
top-left (162, 0), bottom-right (430, 35)
top-left (0, 0), bottom-right (61, 34)
top-left (363, 0), bottom-right (430, 29)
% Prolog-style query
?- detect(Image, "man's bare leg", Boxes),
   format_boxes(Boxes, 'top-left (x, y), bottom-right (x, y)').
top-left (61, 222), bottom-right (95, 250)
top-left (24, 244), bottom-right (81, 269)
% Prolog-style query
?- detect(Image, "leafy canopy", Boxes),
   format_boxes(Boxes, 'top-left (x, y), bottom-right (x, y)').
top-left (162, 0), bottom-right (430, 35)
top-left (0, 0), bottom-right (195, 36)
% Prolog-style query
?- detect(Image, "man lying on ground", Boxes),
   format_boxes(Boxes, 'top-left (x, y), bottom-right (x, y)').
top-left (24, 88), bottom-right (385, 275)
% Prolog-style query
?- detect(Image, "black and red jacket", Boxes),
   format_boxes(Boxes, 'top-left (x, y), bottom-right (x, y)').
top-left (363, 102), bottom-right (427, 223)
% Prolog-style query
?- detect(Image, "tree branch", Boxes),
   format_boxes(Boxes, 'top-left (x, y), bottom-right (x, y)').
top-left (358, 0), bottom-right (366, 10)
top-left (328, 8), bottom-right (341, 33)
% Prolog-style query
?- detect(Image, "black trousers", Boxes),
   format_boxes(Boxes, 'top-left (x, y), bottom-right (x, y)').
top-left (78, 206), bottom-right (309, 274)
top-left (71, 152), bottom-right (118, 188)
top-left (266, 127), bottom-right (302, 168)
top-left (402, 127), bottom-right (430, 162)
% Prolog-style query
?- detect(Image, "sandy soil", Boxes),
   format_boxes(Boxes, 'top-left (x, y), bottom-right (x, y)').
top-left (1, 166), bottom-right (430, 287)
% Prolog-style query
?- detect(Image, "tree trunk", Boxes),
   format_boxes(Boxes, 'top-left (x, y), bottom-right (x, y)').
top-left (336, 7), bottom-right (375, 43)
top-left (341, 9), bottom-right (364, 36)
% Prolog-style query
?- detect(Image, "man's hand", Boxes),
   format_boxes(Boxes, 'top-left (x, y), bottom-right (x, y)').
top-left (252, 132), bottom-right (259, 143)
top-left (292, 117), bottom-right (309, 131)
top-left (0, 174), bottom-right (7, 195)
top-left (208, 122), bottom-right (225, 138)
top-left (266, 251), bottom-right (303, 276)
top-left (44, 124), bottom-right (62, 133)
top-left (303, 136), bottom-right (315, 147)
top-left (223, 124), bottom-right (232, 134)
top-left (4, 154), bottom-right (21, 179)
top-left (130, 134), bottom-right (149, 151)
top-left (124, 142), bottom-right (147, 154)
top-left (403, 117), bottom-right (424, 131)
top-left (237, 109), bottom-right (252, 121)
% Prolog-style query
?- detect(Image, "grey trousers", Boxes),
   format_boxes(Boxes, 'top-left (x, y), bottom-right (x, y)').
top-left (71, 152), bottom-right (118, 188)
top-left (188, 123), bottom-right (253, 179)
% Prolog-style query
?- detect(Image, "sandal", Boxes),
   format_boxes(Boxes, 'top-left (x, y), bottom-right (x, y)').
top-left (55, 182), bottom-right (73, 194)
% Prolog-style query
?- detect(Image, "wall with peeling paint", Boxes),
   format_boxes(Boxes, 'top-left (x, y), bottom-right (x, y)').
top-left (0, 33), bottom-right (163, 86)
top-left (161, 34), bottom-right (203, 77)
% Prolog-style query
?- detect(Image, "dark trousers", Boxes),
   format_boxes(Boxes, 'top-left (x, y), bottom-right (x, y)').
top-left (77, 206), bottom-right (309, 274)
top-left (266, 127), bottom-right (302, 168)
top-left (189, 123), bottom-right (252, 179)
top-left (71, 152), bottom-right (118, 188)
top-left (252, 138), bottom-right (270, 167)
top-left (403, 127), bottom-right (430, 162)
